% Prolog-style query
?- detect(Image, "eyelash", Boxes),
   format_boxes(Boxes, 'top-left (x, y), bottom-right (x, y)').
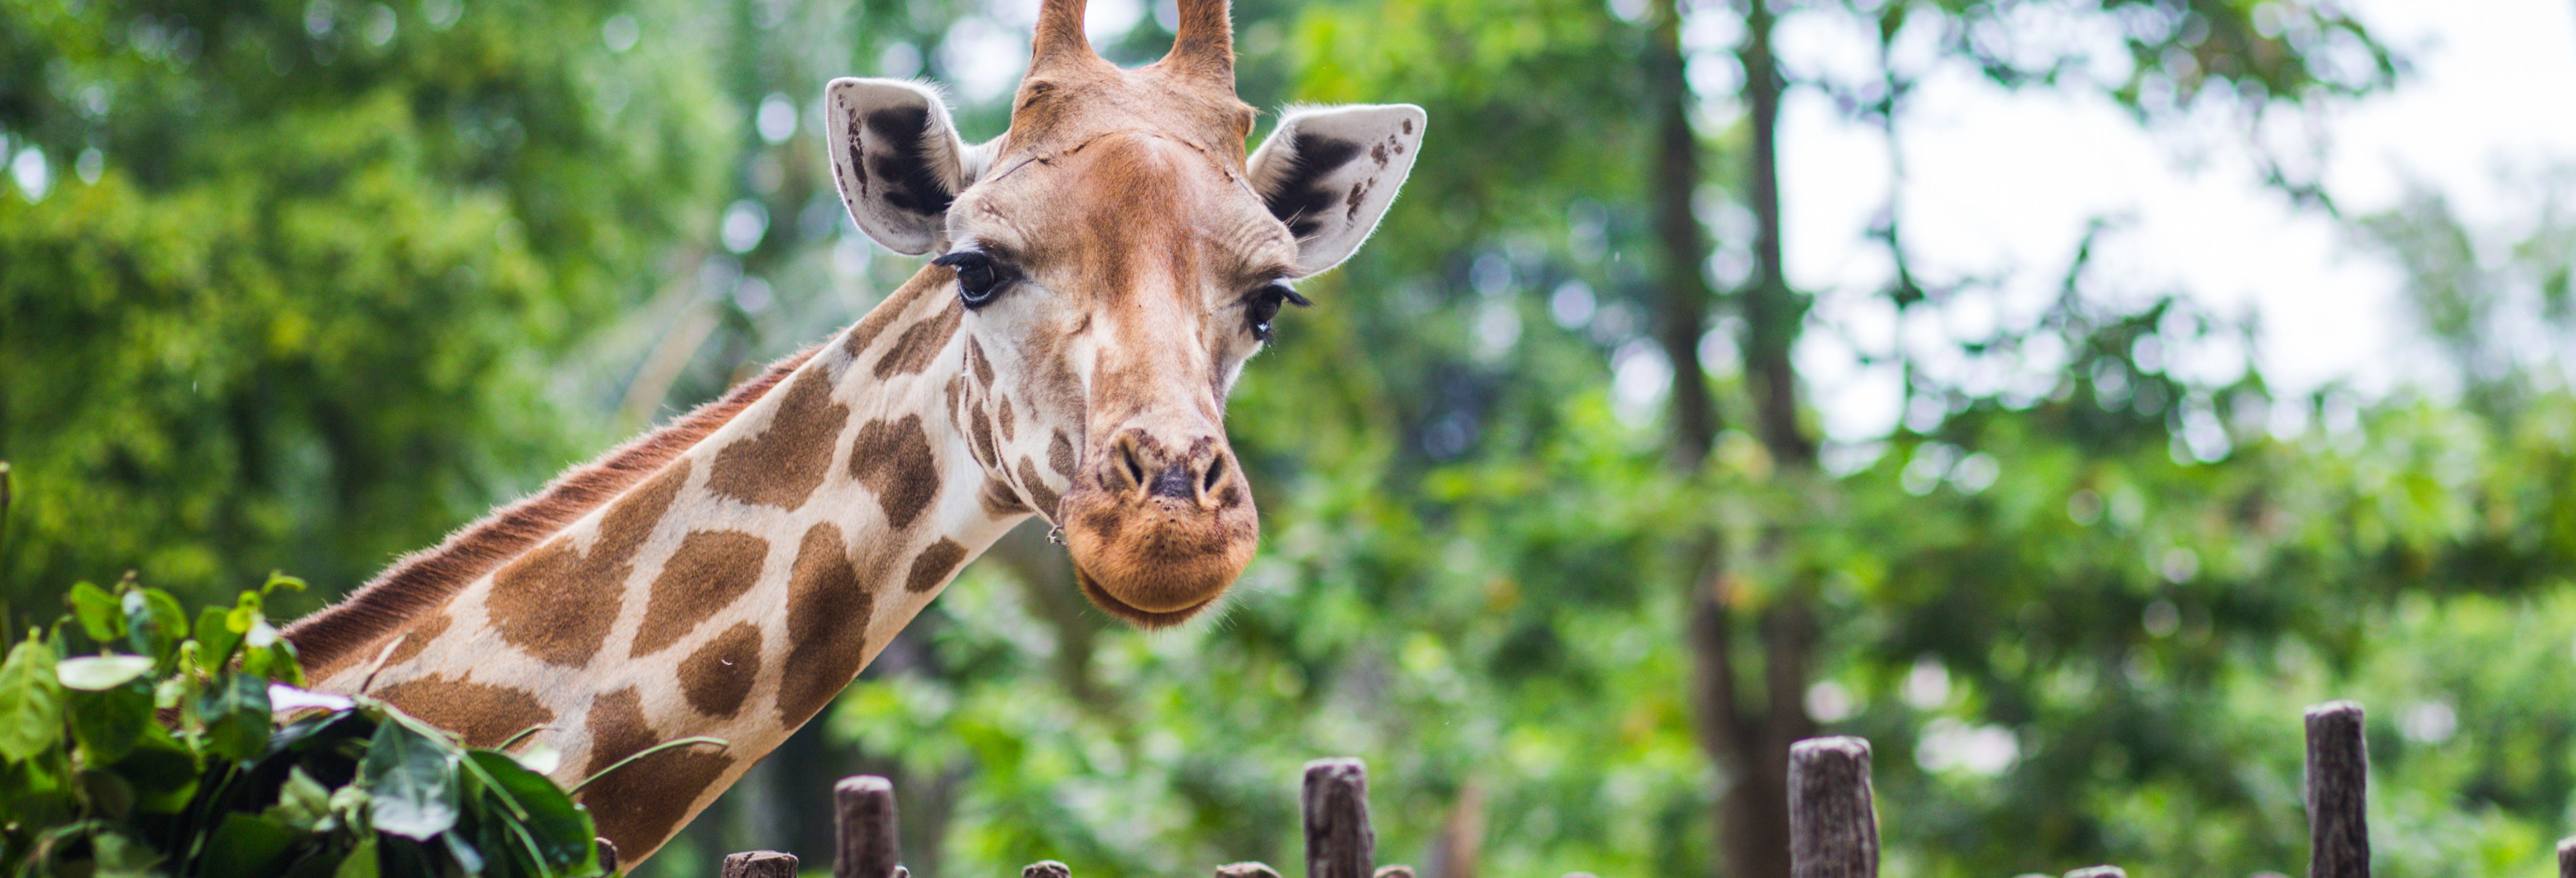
top-left (932, 249), bottom-right (1015, 309)
top-left (1244, 282), bottom-right (1310, 342)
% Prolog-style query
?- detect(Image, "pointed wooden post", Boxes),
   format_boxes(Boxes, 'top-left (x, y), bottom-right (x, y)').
top-left (2305, 701), bottom-right (2369, 878)
top-left (1789, 737), bottom-right (1878, 878)
top-left (723, 851), bottom-right (800, 878)
top-left (596, 838), bottom-right (618, 877)
top-left (2063, 867), bottom-right (2125, 878)
top-left (1305, 758), bottom-right (1375, 878)
top-left (834, 775), bottom-right (902, 878)
top-left (1216, 864), bottom-right (1282, 878)
top-left (2556, 837), bottom-right (2575, 878)
top-left (1023, 861), bottom-right (1071, 878)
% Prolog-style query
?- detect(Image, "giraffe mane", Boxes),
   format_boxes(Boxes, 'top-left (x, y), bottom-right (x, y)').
top-left (285, 344), bottom-right (823, 680)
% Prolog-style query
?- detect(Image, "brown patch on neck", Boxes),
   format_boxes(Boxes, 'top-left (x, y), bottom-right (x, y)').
top-left (705, 367), bottom-right (851, 509)
top-left (873, 301), bottom-right (962, 379)
top-left (676, 622), bottom-right (762, 719)
top-left (848, 415), bottom-right (943, 529)
top-left (580, 687), bottom-right (736, 861)
top-left (287, 346), bottom-right (821, 680)
top-left (905, 538), bottom-right (971, 593)
top-left (775, 523), bottom-right (886, 727)
top-left (374, 675), bottom-right (555, 749)
top-left (631, 530), bottom-right (771, 657)
top-left (1049, 431), bottom-right (1078, 478)
top-left (486, 459), bottom-right (693, 668)
top-left (968, 393), bottom-right (1002, 468)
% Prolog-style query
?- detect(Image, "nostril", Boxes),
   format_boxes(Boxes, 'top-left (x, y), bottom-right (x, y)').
top-left (1118, 443), bottom-right (1146, 488)
top-left (1201, 452), bottom-right (1226, 493)
top-left (1147, 464), bottom-right (1195, 499)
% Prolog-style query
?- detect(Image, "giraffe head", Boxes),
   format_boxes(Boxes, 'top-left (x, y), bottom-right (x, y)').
top-left (824, 0), bottom-right (1422, 626)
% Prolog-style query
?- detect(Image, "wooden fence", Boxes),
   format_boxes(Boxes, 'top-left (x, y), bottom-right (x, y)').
top-left (1788, 700), bottom-right (2573, 878)
top-left (616, 700), bottom-right (2576, 878)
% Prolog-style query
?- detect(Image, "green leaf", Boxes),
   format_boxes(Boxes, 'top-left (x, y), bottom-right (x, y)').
top-left (120, 588), bottom-right (186, 667)
top-left (265, 572), bottom-right (309, 595)
top-left (66, 679), bottom-right (153, 763)
top-left (0, 751), bottom-right (77, 830)
top-left (227, 590), bottom-right (264, 637)
top-left (108, 728), bottom-right (202, 813)
top-left (89, 828), bottom-right (165, 878)
top-left (361, 717), bottom-right (460, 840)
top-left (334, 836), bottom-right (381, 878)
top-left (56, 655), bottom-right (155, 691)
top-left (272, 637), bottom-right (307, 687)
top-left (265, 766), bottom-right (336, 832)
top-left (73, 766), bottom-right (135, 821)
top-left (465, 751), bottom-right (597, 876)
top-left (197, 606), bottom-right (244, 673)
top-left (0, 633), bottom-right (65, 761)
top-left (199, 672), bottom-right (274, 761)
top-left (67, 582), bottom-right (121, 643)
top-left (198, 812), bottom-right (301, 878)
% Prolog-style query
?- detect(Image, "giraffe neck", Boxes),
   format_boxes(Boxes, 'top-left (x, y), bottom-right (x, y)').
top-left (311, 269), bottom-right (1030, 865)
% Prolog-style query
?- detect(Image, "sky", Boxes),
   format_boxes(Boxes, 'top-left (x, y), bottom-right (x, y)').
top-left (1769, 0), bottom-right (2576, 440)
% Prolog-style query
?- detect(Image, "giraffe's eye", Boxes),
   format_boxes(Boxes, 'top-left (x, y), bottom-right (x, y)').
top-left (1243, 282), bottom-right (1310, 343)
top-left (933, 249), bottom-right (1014, 309)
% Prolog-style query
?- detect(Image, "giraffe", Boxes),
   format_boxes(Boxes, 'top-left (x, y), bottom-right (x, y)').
top-left (281, 0), bottom-right (1424, 867)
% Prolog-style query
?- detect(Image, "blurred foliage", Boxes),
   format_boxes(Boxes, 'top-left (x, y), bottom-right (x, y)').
top-left (0, 0), bottom-right (732, 616)
top-left (4, 0), bottom-right (2574, 876)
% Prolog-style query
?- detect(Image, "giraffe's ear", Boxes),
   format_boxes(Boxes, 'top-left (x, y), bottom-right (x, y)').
top-left (1249, 104), bottom-right (1427, 277)
top-left (825, 78), bottom-right (975, 256)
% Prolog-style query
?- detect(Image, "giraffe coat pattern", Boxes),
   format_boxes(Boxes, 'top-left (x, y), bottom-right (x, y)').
top-left (282, 0), bottom-right (1425, 866)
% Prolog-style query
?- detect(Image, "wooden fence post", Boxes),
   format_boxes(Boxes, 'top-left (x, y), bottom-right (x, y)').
top-left (1023, 860), bottom-right (1072, 878)
top-left (2556, 837), bottom-right (2574, 878)
top-left (596, 838), bottom-right (618, 877)
top-left (1216, 864), bottom-right (1282, 878)
top-left (1305, 758), bottom-right (1375, 878)
top-left (834, 775), bottom-right (902, 878)
top-left (2305, 701), bottom-right (2369, 878)
top-left (2063, 867), bottom-right (2126, 878)
top-left (1788, 736), bottom-right (1878, 878)
top-left (722, 851), bottom-right (800, 878)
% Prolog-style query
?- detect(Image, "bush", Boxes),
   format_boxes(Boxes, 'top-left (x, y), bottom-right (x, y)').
top-left (0, 575), bottom-right (607, 878)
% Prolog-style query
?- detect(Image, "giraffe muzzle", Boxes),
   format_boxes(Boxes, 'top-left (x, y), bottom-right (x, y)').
top-left (1058, 427), bottom-right (1259, 627)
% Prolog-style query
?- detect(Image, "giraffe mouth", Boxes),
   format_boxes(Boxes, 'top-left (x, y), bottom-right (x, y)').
top-left (1073, 561), bottom-right (1223, 628)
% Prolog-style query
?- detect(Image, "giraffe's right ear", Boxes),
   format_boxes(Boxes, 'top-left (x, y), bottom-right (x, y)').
top-left (825, 78), bottom-right (975, 256)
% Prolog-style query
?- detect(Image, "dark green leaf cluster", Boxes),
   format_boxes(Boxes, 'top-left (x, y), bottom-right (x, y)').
top-left (0, 575), bottom-right (604, 878)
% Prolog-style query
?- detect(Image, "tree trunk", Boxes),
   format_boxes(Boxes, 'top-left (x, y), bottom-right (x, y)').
top-left (1741, 0), bottom-right (1813, 470)
top-left (1647, 0), bottom-right (1718, 473)
top-left (1643, 5), bottom-right (1766, 878)
top-left (1651, 0), bottom-right (1827, 876)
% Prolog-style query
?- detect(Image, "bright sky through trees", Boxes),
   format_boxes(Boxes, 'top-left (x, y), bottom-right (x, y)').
top-left (1775, 0), bottom-right (2576, 440)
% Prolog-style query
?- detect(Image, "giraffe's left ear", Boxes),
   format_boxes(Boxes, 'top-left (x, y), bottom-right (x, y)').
top-left (1249, 104), bottom-right (1427, 277)
top-left (825, 78), bottom-right (978, 256)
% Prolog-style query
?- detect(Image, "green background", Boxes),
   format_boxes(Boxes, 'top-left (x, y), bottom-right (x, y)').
top-left (3, 0), bottom-right (2572, 876)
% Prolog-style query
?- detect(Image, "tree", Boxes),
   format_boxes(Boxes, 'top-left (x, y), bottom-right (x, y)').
top-left (0, 0), bottom-right (731, 617)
